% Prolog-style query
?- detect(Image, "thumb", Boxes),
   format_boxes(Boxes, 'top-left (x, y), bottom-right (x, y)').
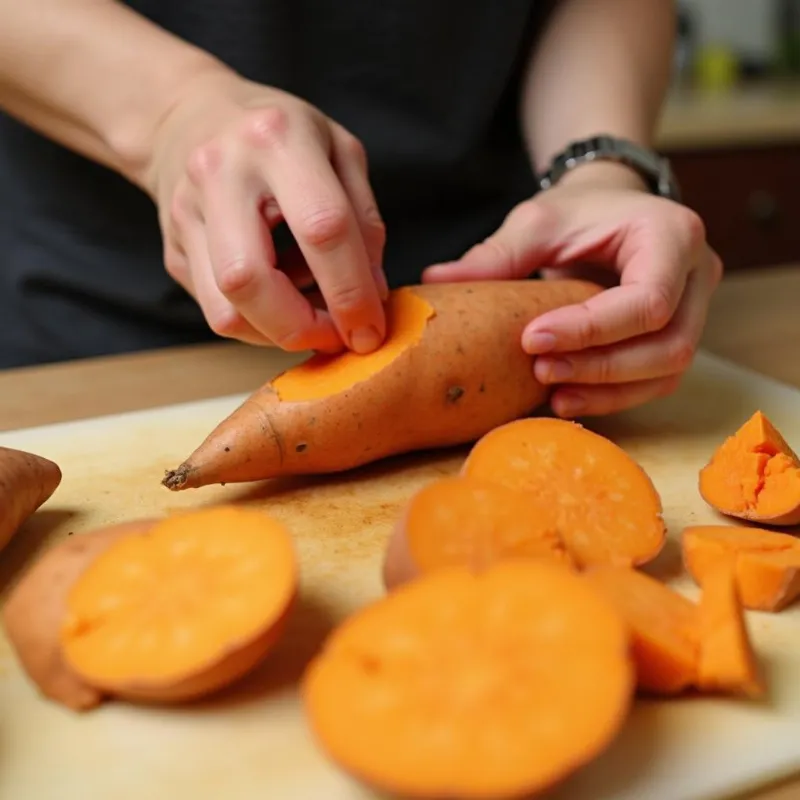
top-left (422, 200), bottom-right (561, 283)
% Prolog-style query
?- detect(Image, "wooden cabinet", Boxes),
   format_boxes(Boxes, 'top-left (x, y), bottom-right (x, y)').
top-left (664, 144), bottom-right (800, 272)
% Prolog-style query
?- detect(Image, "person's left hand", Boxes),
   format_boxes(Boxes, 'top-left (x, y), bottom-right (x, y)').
top-left (421, 161), bottom-right (723, 418)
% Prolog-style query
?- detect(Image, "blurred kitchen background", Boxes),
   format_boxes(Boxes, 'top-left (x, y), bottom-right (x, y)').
top-left (660, 0), bottom-right (800, 271)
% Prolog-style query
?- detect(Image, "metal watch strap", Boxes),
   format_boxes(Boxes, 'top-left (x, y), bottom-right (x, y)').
top-left (536, 134), bottom-right (681, 202)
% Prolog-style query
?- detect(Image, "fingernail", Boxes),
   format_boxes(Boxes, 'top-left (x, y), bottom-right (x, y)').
top-left (539, 358), bottom-right (573, 382)
top-left (349, 325), bottom-right (382, 354)
top-left (555, 392), bottom-right (585, 418)
top-left (523, 330), bottom-right (557, 354)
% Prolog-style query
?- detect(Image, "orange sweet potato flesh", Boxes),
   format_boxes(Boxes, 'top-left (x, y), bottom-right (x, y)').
top-left (695, 562), bottom-right (765, 699)
top-left (682, 525), bottom-right (800, 612)
top-left (2, 519), bottom-right (157, 711)
top-left (60, 506), bottom-right (297, 705)
top-left (699, 410), bottom-right (800, 526)
top-left (0, 446), bottom-right (62, 552)
top-left (302, 560), bottom-right (634, 799)
top-left (383, 475), bottom-right (574, 590)
top-left (462, 417), bottom-right (666, 569)
top-left (162, 279), bottom-right (601, 490)
top-left (583, 565), bottom-right (700, 695)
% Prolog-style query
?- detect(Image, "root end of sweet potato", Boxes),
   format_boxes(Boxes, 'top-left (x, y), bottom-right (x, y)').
top-left (699, 410), bottom-right (800, 526)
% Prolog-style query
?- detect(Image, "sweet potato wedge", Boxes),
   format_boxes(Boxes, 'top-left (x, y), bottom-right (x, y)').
top-left (0, 445), bottom-right (62, 552)
top-left (682, 524), bottom-right (800, 612)
top-left (162, 279), bottom-right (601, 490)
top-left (699, 410), bottom-right (800, 526)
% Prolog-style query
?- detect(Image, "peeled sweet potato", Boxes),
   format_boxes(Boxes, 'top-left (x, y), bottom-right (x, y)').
top-left (699, 410), bottom-right (800, 526)
top-left (0, 445), bottom-right (62, 551)
top-left (3, 519), bottom-right (156, 711)
top-left (162, 279), bottom-right (601, 490)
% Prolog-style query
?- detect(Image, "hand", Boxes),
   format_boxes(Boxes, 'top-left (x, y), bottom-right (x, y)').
top-left (145, 68), bottom-right (389, 354)
top-left (422, 161), bottom-right (723, 417)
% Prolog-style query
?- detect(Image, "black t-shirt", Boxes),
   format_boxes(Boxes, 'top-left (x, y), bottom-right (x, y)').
top-left (0, 1), bottom-right (554, 368)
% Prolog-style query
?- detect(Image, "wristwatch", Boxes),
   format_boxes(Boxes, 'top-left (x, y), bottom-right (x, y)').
top-left (536, 134), bottom-right (681, 202)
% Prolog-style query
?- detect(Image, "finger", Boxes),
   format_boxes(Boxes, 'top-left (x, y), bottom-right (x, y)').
top-left (262, 120), bottom-right (387, 353)
top-left (182, 220), bottom-right (275, 347)
top-left (198, 154), bottom-right (345, 353)
top-left (534, 263), bottom-right (715, 385)
top-left (522, 213), bottom-right (699, 355)
top-left (422, 200), bottom-right (556, 283)
top-left (550, 374), bottom-right (683, 419)
top-left (330, 127), bottom-right (389, 300)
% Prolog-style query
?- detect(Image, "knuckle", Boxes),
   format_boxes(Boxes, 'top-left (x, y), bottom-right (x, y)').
top-left (574, 306), bottom-right (601, 350)
top-left (215, 257), bottom-right (259, 299)
top-left (658, 374), bottom-right (683, 398)
top-left (297, 204), bottom-right (350, 249)
top-left (675, 206), bottom-right (707, 247)
top-left (708, 249), bottom-right (724, 286)
top-left (243, 106), bottom-right (290, 149)
top-left (185, 141), bottom-right (222, 185)
top-left (324, 280), bottom-right (372, 312)
top-left (589, 353), bottom-right (615, 384)
top-left (168, 184), bottom-right (195, 229)
top-left (511, 198), bottom-right (553, 231)
top-left (341, 131), bottom-right (368, 165)
top-left (668, 334), bottom-right (696, 372)
top-left (640, 284), bottom-right (675, 333)
top-left (163, 245), bottom-right (187, 281)
top-left (206, 306), bottom-right (246, 338)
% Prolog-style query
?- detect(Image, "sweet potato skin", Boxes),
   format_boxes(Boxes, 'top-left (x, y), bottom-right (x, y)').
top-left (0, 446), bottom-right (62, 551)
top-left (2, 520), bottom-right (156, 711)
top-left (163, 279), bottom-right (602, 490)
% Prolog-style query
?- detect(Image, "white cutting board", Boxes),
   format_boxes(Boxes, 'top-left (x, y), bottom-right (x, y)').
top-left (1, 350), bottom-right (800, 800)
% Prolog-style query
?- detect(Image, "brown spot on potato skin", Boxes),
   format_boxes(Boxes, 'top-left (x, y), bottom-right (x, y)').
top-left (446, 386), bottom-right (465, 404)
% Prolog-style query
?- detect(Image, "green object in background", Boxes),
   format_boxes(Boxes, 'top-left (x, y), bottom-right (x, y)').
top-left (694, 44), bottom-right (739, 91)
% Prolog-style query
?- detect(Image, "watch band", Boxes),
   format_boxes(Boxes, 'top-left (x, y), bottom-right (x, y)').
top-left (536, 134), bottom-right (681, 202)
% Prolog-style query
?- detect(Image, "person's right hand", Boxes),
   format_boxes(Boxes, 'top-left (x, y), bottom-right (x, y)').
top-left (144, 68), bottom-right (389, 354)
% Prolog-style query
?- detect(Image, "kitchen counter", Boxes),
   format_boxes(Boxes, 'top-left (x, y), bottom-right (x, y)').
top-left (2, 264), bottom-right (800, 800)
top-left (657, 80), bottom-right (800, 151)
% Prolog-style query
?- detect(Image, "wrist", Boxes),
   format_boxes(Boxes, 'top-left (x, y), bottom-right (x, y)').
top-left (118, 54), bottom-right (236, 191)
top-left (548, 159), bottom-right (650, 193)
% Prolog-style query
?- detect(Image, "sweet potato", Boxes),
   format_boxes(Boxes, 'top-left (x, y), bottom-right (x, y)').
top-left (383, 474), bottom-right (574, 590)
top-left (0, 445), bottom-right (62, 551)
top-left (695, 561), bottom-right (765, 699)
top-left (2, 519), bottom-right (157, 711)
top-left (302, 561), bottom-right (634, 799)
top-left (461, 417), bottom-right (666, 568)
top-left (699, 410), bottom-right (800, 526)
top-left (682, 524), bottom-right (800, 612)
top-left (583, 565), bottom-right (700, 695)
top-left (162, 279), bottom-right (602, 491)
top-left (59, 506), bottom-right (297, 705)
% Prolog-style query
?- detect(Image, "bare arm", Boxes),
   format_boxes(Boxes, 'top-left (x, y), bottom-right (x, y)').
top-left (522, 0), bottom-right (676, 187)
top-left (0, 0), bottom-right (228, 189)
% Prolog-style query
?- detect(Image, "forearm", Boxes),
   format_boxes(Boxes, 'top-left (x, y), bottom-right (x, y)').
top-left (0, 0), bottom-right (229, 188)
top-left (522, 0), bottom-right (676, 176)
